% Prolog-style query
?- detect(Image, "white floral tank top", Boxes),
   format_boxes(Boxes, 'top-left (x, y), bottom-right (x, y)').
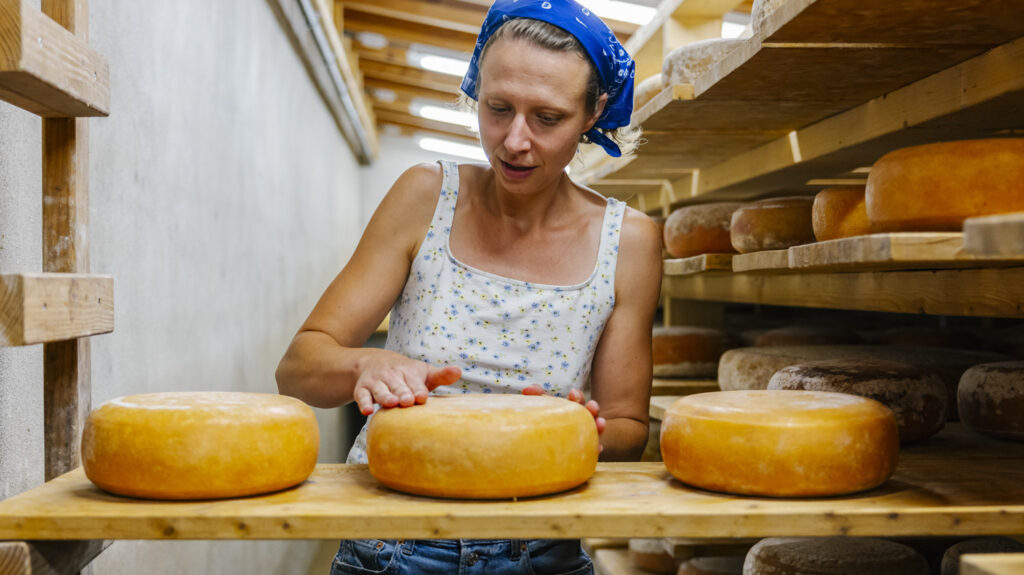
top-left (346, 160), bottom-right (625, 463)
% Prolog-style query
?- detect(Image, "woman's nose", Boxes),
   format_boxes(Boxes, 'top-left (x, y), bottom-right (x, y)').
top-left (504, 115), bottom-right (531, 153)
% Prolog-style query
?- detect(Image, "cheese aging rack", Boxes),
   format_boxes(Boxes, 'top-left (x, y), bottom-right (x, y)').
top-left (1, 0), bottom-right (1024, 573)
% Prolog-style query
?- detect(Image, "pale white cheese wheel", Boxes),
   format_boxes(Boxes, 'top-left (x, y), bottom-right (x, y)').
top-left (940, 537), bottom-right (1024, 575)
top-left (81, 392), bottom-right (320, 500)
top-left (744, 537), bottom-right (930, 575)
top-left (653, 326), bottom-right (732, 377)
top-left (958, 361), bottom-right (1024, 441)
top-left (629, 538), bottom-right (677, 574)
top-left (662, 39), bottom-right (744, 85)
top-left (767, 359), bottom-right (948, 444)
top-left (634, 73), bottom-right (664, 110)
top-left (367, 394), bottom-right (598, 498)
top-left (678, 556), bottom-right (745, 575)
top-left (661, 391), bottom-right (899, 497)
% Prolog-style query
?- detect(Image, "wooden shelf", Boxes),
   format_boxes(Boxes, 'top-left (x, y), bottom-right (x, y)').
top-left (962, 554), bottom-right (1024, 575)
top-left (579, 0), bottom-right (1024, 208)
top-left (1, 273), bottom-right (114, 347)
top-left (0, 0), bottom-right (109, 117)
top-left (789, 233), bottom-right (1024, 271)
top-left (651, 379), bottom-right (718, 397)
top-left (663, 254), bottom-right (733, 276)
top-left (965, 213), bottom-right (1024, 258)
top-left (732, 249), bottom-right (789, 273)
top-left (1, 426), bottom-right (1022, 540)
top-left (663, 265), bottom-right (1024, 318)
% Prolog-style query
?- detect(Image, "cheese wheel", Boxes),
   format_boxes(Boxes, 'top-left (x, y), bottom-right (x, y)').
top-left (718, 345), bottom-right (1007, 420)
top-left (866, 139), bottom-right (1024, 232)
top-left (81, 392), bottom-right (319, 500)
top-left (812, 186), bottom-right (874, 241)
top-left (730, 197), bottom-right (815, 254)
top-left (958, 361), bottom-right (1024, 441)
top-left (677, 556), bottom-right (744, 575)
top-left (664, 202), bottom-right (744, 258)
top-left (754, 326), bottom-right (863, 347)
top-left (635, 73), bottom-right (664, 110)
top-left (940, 537), bottom-right (1024, 575)
top-left (629, 539), bottom-right (676, 574)
top-left (767, 359), bottom-right (948, 444)
top-left (653, 326), bottom-right (732, 377)
top-left (661, 390), bottom-right (899, 497)
top-left (744, 537), bottom-right (930, 575)
top-left (367, 394), bottom-right (598, 498)
top-left (662, 39), bottom-right (744, 85)
top-left (750, 0), bottom-right (787, 29)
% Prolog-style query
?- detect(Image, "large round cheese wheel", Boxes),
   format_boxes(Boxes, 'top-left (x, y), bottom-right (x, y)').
top-left (677, 556), bottom-right (744, 575)
top-left (367, 394), bottom-right (598, 498)
top-left (958, 361), bottom-right (1024, 441)
top-left (629, 539), bottom-right (676, 574)
top-left (718, 345), bottom-right (1007, 420)
top-left (730, 197), bottom-right (815, 253)
top-left (754, 326), bottom-right (863, 347)
top-left (81, 392), bottom-right (319, 500)
top-left (662, 39), bottom-right (744, 85)
top-left (767, 359), bottom-right (948, 444)
top-left (866, 139), bottom-right (1024, 232)
top-left (744, 537), bottom-right (930, 575)
top-left (653, 326), bottom-right (732, 377)
top-left (812, 186), bottom-right (874, 241)
top-left (635, 73), bottom-right (664, 110)
top-left (661, 390), bottom-right (899, 497)
top-left (664, 202), bottom-right (744, 258)
top-left (940, 537), bottom-right (1024, 575)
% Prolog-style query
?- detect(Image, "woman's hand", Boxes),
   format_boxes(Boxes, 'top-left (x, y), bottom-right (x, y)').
top-left (353, 352), bottom-right (461, 415)
top-left (523, 385), bottom-right (606, 450)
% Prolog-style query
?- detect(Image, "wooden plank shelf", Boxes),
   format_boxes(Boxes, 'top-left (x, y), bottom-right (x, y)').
top-left (732, 249), bottom-right (790, 273)
top-left (0, 0), bottom-right (109, 117)
top-left (962, 554), bottom-right (1024, 575)
top-left (663, 265), bottom-right (1024, 318)
top-left (1, 273), bottom-right (114, 347)
top-left (651, 379), bottom-right (718, 397)
top-left (663, 254), bottom-right (733, 276)
top-left (789, 233), bottom-right (1024, 271)
top-left (964, 213), bottom-right (1024, 258)
top-left (1, 426), bottom-right (1022, 541)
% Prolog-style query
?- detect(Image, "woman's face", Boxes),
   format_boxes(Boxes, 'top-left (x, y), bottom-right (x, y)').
top-left (476, 37), bottom-right (604, 192)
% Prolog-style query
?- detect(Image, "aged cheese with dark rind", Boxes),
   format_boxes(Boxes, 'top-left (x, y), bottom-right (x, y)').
top-left (664, 202), bottom-right (744, 258)
top-left (661, 390), bottom-right (899, 497)
top-left (367, 394), bottom-right (598, 498)
top-left (730, 197), bottom-right (815, 254)
top-left (744, 537), bottom-right (930, 575)
top-left (958, 361), bottom-right (1024, 441)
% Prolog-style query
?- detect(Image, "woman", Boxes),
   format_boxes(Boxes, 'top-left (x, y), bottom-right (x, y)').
top-left (276, 0), bottom-right (662, 572)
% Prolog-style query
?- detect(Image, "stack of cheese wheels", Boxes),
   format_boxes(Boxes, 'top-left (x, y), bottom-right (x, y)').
top-left (717, 345), bottom-right (1007, 420)
top-left (634, 73), bottom-right (664, 110)
top-left (730, 197), bottom-right (815, 253)
top-left (812, 186), bottom-right (874, 241)
top-left (744, 538), bottom-right (930, 575)
top-left (629, 539), bottom-right (676, 574)
top-left (661, 390), bottom-right (899, 497)
top-left (767, 359), bottom-right (948, 443)
top-left (866, 139), bottom-right (1024, 232)
top-left (677, 556), bottom-right (745, 575)
top-left (663, 202), bottom-right (744, 258)
top-left (662, 39), bottom-right (744, 85)
top-left (754, 325), bottom-right (863, 347)
top-left (958, 361), bottom-right (1024, 440)
top-left (653, 326), bottom-right (732, 378)
top-left (81, 392), bottom-right (319, 500)
top-left (940, 537), bottom-right (1024, 575)
top-left (367, 394), bottom-right (598, 498)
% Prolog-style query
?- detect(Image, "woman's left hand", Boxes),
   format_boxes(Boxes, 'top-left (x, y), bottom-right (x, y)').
top-left (522, 385), bottom-right (606, 441)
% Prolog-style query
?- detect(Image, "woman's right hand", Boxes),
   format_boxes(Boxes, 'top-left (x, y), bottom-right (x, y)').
top-left (352, 351), bottom-right (461, 416)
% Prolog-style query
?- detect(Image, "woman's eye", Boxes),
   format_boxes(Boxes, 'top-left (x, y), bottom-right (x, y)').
top-left (489, 106), bottom-right (508, 114)
top-left (538, 116), bottom-right (560, 125)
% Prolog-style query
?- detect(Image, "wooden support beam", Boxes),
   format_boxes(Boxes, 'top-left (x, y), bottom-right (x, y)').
top-left (344, 9), bottom-right (478, 53)
top-left (363, 77), bottom-right (460, 107)
top-left (374, 107), bottom-right (477, 142)
top-left (0, 540), bottom-right (111, 575)
top-left (0, 0), bottom-right (108, 117)
top-left (360, 59), bottom-right (462, 95)
top-left (341, 0), bottom-right (484, 35)
top-left (0, 273), bottom-right (113, 346)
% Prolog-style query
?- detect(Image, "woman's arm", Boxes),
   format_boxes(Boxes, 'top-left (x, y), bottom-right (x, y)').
top-left (276, 163), bottom-right (461, 412)
top-left (589, 206), bottom-right (663, 461)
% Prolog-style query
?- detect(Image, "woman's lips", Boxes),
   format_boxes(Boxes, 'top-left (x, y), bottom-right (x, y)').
top-left (500, 159), bottom-right (536, 180)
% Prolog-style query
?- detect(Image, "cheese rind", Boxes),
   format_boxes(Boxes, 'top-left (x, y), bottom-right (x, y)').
top-left (664, 202), bottom-right (744, 258)
top-left (744, 537), bottom-right (930, 575)
top-left (730, 197), bottom-right (815, 254)
top-left (958, 361), bottom-right (1024, 441)
top-left (653, 326), bottom-right (731, 378)
top-left (661, 390), bottom-right (899, 497)
top-left (81, 392), bottom-right (320, 500)
top-left (812, 186), bottom-right (873, 241)
top-left (634, 73), bottom-right (664, 110)
top-left (367, 394), bottom-right (598, 499)
top-left (866, 139), bottom-right (1024, 232)
top-left (662, 39), bottom-right (744, 85)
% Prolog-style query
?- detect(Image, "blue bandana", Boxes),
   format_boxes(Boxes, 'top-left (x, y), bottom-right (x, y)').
top-left (461, 0), bottom-right (635, 157)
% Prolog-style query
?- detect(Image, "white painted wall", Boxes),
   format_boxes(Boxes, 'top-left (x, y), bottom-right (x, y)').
top-left (0, 1), bottom-right (366, 573)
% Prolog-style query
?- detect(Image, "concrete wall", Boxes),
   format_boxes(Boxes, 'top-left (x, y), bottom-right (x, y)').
top-left (0, 1), bottom-right (364, 573)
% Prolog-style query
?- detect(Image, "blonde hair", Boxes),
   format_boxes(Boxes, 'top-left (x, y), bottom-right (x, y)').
top-left (459, 18), bottom-right (641, 156)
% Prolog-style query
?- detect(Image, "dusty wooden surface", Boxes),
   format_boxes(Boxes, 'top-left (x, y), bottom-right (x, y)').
top-left (961, 553), bottom-right (1024, 575)
top-left (731, 249), bottom-right (790, 273)
top-left (788, 233), bottom-right (1024, 271)
top-left (651, 379), bottom-right (718, 397)
top-left (663, 255), bottom-right (733, 276)
top-left (964, 213), bottom-right (1024, 257)
top-left (0, 274), bottom-right (113, 347)
top-left (1, 426), bottom-right (1021, 541)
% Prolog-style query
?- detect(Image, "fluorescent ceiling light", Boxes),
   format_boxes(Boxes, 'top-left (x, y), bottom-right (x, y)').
top-left (418, 137), bottom-right (488, 161)
top-left (721, 21), bottom-right (748, 38)
top-left (355, 31), bottom-right (388, 50)
top-left (576, 0), bottom-right (656, 26)
top-left (413, 103), bottom-right (477, 129)
top-left (370, 88), bottom-right (397, 103)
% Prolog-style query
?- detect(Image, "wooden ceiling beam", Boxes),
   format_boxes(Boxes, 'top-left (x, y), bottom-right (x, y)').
top-left (340, 0), bottom-right (485, 35)
top-left (364, 77), bottom-right (461, 107)
top-left (441, 0), bottom-right (638, 39)
top-left (344, 10), bottom-right (479, 53)
top-left (374, 108), bottom-right (480, 142)
top-left (360, 60), bottom-right (463, 95)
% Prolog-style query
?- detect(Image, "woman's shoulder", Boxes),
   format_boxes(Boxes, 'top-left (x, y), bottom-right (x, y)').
top-left (618, 204), bottom-right (663, 260)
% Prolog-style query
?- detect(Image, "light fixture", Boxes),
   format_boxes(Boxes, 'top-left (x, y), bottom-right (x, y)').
top-left (354, 31), bottom-right (388, 50)
top-left (412, 102), bottom-right (477, 130)
top-left (419, 54), bottom-right (470, 77)
top-left (418, 137), bottom-right (488, 162)
top-left (576, 0), bottom-right (656, 26)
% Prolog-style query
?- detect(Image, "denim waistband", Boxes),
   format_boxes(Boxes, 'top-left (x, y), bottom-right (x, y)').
top-left (401, 538), bottom-right (525, 559)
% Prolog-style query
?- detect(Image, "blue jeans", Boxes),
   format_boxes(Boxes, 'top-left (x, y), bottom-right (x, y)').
top-left (330, 539), bottom-right (593, 575)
